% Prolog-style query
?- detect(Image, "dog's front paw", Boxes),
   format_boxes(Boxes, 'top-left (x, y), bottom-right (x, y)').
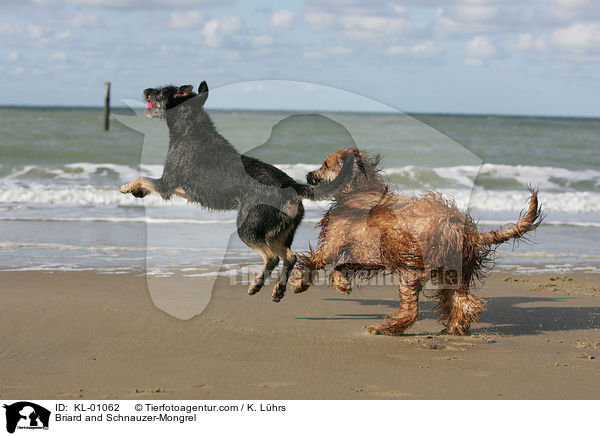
top-left (443, 326), bottom-right (470, 336)
top-left (332, 270), bottom-right (352, 294)
top-left (364, 324), bottom-right (406, 336)
top-left (248, 277), bottom-right (264, 295)
top-left (272, 284), bottom-right (286, 303)
top-left (365, 325), bottom-right (383, 335)
top-left (119, 183), bottom-right (134, 194)
top-left (290, 270), bottom-right (311, 294)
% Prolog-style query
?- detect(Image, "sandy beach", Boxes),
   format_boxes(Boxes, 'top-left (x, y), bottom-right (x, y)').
top-left (1, 270), bottom-right (598, 400)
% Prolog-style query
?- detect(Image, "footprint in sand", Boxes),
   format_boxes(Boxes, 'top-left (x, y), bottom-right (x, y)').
top-left (372, 391), bottom-right (411, 398)
top-left (351, 385), bottom-right (411, 398)
top-left (257, 381), bottom-right (297, 389)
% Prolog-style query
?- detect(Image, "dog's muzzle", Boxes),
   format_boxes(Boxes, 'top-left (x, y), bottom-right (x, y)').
top-left (306, 171), bottom-right (319, 185)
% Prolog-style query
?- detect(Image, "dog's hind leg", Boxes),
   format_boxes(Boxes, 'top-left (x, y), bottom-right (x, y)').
top-left (248, 244), bottom-right (279, 296)
top-left (290, 248), bottom-right (326, 294)
top-left (435, 266), bottom-right (485, 335)
top-left (271, 202), bottom-right (303, 302)
top-left (331, 264), bottom-right (353, 294)
top-left (271, 243), bottom-right (297, 303)
top-left (366, 271), bottom-right (424, 336)
top-left (435, 288), bottom-right (484, 335)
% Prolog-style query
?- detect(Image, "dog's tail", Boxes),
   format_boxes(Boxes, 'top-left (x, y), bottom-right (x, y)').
top-left (479, 188), bottom-right (542, 246)
top-left (294, 152), bottom-right (356, 201)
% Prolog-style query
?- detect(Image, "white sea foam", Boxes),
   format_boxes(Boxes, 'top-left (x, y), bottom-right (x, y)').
top-left (0, 215), bottom-right (598, 228)
top-left (0, 216), bottom-right (238, 225)
top-left (4, 186), bottom-right (597, 213)
top-left (0, 186), bottom-right (599, 213)
top-left (1, 162), bottom-right (599, 212)
top-left (4, 161), bottom-right (599, 190)
top-left (495, 250), bottom-right (600, 259)
top-left (389, 163), bottom-right (600, 191)
top-left (0, 185), bottom-right (190, 206)
top-left (1, 163), bottom-right (163, 184)
top-left (0, 241), bottom-right (227, 254)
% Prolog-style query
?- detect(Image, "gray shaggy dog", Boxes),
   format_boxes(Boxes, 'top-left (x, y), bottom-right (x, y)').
top-left (120, 81), bottom-right (354, 302)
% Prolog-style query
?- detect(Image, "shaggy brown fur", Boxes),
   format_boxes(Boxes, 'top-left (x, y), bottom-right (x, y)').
top-left (291, 147), bottom-right (543, 336)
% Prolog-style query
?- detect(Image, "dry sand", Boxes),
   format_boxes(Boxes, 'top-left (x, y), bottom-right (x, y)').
top-left (0, 270), bottom-right (599, 400)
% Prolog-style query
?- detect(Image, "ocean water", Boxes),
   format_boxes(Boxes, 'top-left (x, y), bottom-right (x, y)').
top-left (1, 107), bottom-right (599, 277)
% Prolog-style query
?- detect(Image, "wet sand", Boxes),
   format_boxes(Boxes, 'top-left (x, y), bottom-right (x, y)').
top-left (0, 270), bottom-right (599, 399)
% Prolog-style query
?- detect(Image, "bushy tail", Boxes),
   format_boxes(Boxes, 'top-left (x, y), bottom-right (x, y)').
top-left (479, 188), bottom-right (542, 246)
top-left (294, 152), bottom-right (355, 201)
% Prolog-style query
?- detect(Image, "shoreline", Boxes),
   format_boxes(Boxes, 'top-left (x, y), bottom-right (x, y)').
top-left (1, 269), bottom-right (598, 399)
top-left (1, 106), bottom-right (599, 120)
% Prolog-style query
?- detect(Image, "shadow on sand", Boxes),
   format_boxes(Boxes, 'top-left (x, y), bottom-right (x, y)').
top-left (297, 295), bottom-right (600, 336)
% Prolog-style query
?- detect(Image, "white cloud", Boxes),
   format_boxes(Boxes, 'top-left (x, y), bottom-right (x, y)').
top-left (169, 10), bottom-right (204, 29)
top-left (66, 0), bottom-right (228, 10)
top-left (51, 51), bottom-right (67, 61)
top-left (552, 21), bottom-right (600, 53)
top-left (466, 35), bottom-right (496, 57)
top-left (70, 13), bottom-right (101, 28)
top-left (0, 22), bottom-right (20, 35)
top-left (303, 51), bottom-right (325, 60)
top-left (270, 10), bottom-right (294, 29)
top-left (385, 45), bottom-right (407, 55)
top-left (339, 15), bottom-right (415, 40)
top-left (510, 33), bottom-right (548, 52)
top-left (507, 22), bottom-right (600, 57)
top-left (550, 0), bottom-right (599, 21)
top-left (26, 24), bottom-right (44, 39)
top-left (251, 34), bottom-right (272, 47)
top-left (201, 16), bottom-right (242, 48)
top-left (450, 3), bottom-right (498, 22)
top-left (411, 41), bottom-right (443, 57)
top-left (435, 6), bottom-right (497, 37)
top-left (392, 5), bottom-right (407, 15)
top-left (6, 51), bottom-right (20, 61)
top-left (386, 41), bottom-right (443, 57)
top-left (304, 12), bottom-right (335, 30)
top-left (465, 57), bottom-right (483, 66)
top-left (328, 46), bottom-right (353, 55)
top-left (241, 83), bottom-right (266, 93)
top-left (465, 35), bottom-right (496, 66)
top-left (305, 0), bottom-right (410, 17)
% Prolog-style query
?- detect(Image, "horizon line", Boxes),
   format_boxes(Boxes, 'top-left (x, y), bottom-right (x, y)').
top-left (0, 104), bottom-right (599, 120)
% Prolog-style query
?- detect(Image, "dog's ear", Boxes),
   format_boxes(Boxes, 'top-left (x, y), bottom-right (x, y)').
top-left (339, 149), bottom-right (367, 179)
top-left (347, 147), bottom-right (361, 159)
top-left (198, 81), bottom-right (209, 95)
top-left (176, 85), bottom-right (193, 96)
top-left (355, 151), bottom-right (368, 178)
top-left (196, 81), bottom-right (209, 107)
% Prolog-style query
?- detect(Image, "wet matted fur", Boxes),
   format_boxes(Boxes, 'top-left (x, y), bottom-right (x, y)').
top-left (119, 82), bottom-right (354, 302)
top-left (291, 147), bottom-right (543, 335)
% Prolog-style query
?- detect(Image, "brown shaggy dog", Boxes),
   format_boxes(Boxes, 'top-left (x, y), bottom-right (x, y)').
top-left (290, 147), bottom-right (542, 336)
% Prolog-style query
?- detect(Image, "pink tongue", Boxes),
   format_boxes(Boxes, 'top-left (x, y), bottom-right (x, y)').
top-left (147, 101), bottom-right (154, 108)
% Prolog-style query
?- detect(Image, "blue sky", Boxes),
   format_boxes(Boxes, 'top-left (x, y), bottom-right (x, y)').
top-left (1, 0), bottom-right (599, 116)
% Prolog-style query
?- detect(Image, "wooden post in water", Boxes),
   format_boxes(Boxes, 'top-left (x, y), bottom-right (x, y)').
top-left (103, 82), bottom-right (111, 131)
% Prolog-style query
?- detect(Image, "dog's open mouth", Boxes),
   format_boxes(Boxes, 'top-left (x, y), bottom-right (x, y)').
top-left (144, 100), bottom-right (162, 118)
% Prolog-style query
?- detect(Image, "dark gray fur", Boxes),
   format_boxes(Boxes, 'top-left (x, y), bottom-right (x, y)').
top-left (128, 81), bottom-right (355, 301)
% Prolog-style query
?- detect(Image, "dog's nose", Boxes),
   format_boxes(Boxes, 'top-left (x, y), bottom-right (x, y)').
top-left (306, 172), bottom-right (315, 184)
